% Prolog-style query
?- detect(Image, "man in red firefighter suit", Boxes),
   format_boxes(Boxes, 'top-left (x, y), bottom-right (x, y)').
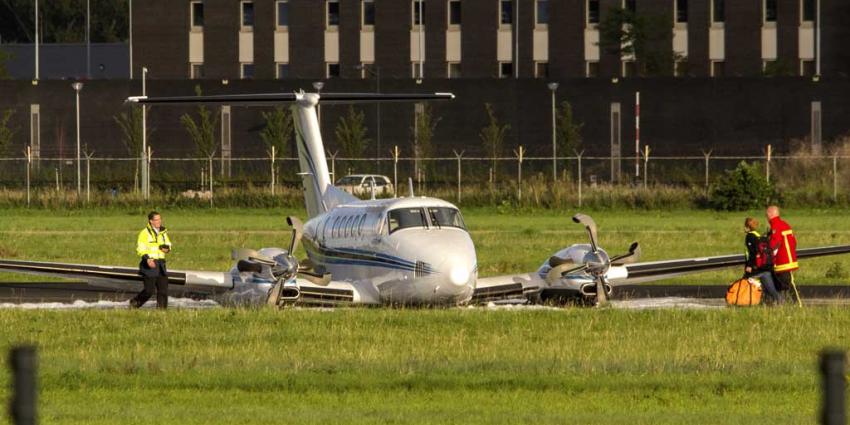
top-left (766, 205), bottom-right (799, 304)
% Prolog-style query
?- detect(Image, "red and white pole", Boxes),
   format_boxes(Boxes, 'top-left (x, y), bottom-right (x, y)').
top-left (635, 91), bottom-right (640, 178)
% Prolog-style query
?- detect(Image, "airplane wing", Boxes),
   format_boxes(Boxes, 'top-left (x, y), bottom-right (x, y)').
top-left (617, 245), bottom-right (850, 284)
top-left (0, 259), bottom-right (232, 297)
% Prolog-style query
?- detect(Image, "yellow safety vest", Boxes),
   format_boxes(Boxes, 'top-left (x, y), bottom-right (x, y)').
top-left (136, 225), bottom-right (172, 260)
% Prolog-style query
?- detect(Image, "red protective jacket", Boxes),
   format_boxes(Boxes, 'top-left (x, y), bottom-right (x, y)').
top-left (769, 216), bottom-right (798, 273)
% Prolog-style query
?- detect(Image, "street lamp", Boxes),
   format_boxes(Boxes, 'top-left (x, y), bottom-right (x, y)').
top-left (355, 64), bottom-right (382, 171)
top-left (141, 66), bottom-right (148, 198)
top-left (547, 82), bottom-right (559, 181)
top-left (72, 82), bottom-right (84, 194)
top-left (312, 81), bottom-right (324, 124)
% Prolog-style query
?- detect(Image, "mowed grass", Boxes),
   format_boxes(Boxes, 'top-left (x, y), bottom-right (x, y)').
top-left (2, 207), bottom-right (850, 285)
top-left (0, 307), bottom-right (848, 424)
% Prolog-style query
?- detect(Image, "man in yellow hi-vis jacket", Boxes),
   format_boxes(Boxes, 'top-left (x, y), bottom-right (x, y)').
top-left (131, 211), bottom-right (172, 309)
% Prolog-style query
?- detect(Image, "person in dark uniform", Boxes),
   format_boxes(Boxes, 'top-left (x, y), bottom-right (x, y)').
top-left (743, 217), bottom-right (780, 305)
top-left (130, 211), bottom-right (172, 309)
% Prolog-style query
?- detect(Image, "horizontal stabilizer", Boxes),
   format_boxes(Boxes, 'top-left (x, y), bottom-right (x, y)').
top-left (127, 92), bottom-right (455, 106)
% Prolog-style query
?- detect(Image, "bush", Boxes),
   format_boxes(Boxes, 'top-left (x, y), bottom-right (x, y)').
top-left (709, 161), bottom-right (776, 211)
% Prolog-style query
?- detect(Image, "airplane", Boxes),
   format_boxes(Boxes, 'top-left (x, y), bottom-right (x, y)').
top-left (1, 91), bottom-right (850, 308)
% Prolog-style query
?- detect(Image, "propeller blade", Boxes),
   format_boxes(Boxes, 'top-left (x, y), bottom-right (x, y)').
top-left (236, 259), bottom-right (263, 274)
top-left (232, 248), bottom-right (259, 261)
top-left (545, 263), bottom-right (588, 284)
top-left (572, 214), bottom-right (599, 253)
top-left (595, 276), bottom-right (609, 307)
top-left (286, 216), bottom-right (304, 255)
top-left (548, 255), bottom-right (572, 268)
top-left (267, 282), bottom-right (284, 306)
top-left (610, 242), bottom-right (641, 265)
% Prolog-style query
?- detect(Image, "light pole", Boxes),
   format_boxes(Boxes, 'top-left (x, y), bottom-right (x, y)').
top-left (86, 0), bottom-right (91, 79)
top-left (72, 82), bottom-right (84, 194)
top-left (141, 66), bottom-right (148, 198)
top-left (312, 81), bottom-right (324, 125)
top-left (129, 0), bottom-right (133, 79)
top-left (548, 82), bottom-right (559, 181)
top-left (356, 64), bottom-right (382, 171)
top-left (34, 0), bottom-right (39, 80)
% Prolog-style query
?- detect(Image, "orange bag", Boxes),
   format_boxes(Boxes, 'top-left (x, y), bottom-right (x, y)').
top-left (726, 277), bottom-right (763, 306)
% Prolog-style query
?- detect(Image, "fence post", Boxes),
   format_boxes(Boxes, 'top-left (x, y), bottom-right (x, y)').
top-left (766, 144), bottom-right (772, 183)
top-left (833, 154), bottom-right (838, 202)
top-left (25, 146), bottom-right (31, 207)
top-left (54, 168), bottom-right (59, 192)
top-left (575, 150), bottom-right (585, 208)
top-left (453, 150), bottom-right (464, 203)
top-left (270, 146), bottom-right (276, 196)
top-left (643, 145), bottom-right (650, 189)
top-left (10, 345), bottom-right (38, 425)
top-left (327, 151), bottom-right (338, 181)
top-left (84, 150), bottom-right (94, 203)
top-left (392, 146), bottom-right (399, 197)
top-left (819, 349), bottom-right (846, 425)
top-left (702, 149), bottom-right (712, 192)
top-left (146, 146), bottom-right (152, 198)
top-left (514, 145), bottom-right (525, 201)
top-left (208, 156), bottom-right (214, 207)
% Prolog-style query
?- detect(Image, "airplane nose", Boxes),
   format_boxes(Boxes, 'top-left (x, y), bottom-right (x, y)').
top-left (449, 263), bottom-right (470, 286)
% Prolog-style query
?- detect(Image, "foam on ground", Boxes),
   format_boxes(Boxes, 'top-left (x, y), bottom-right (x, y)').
top-left (0, 297), bottom-right (220, 310)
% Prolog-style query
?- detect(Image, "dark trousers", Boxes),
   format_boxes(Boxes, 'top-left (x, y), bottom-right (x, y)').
top-left (132, 259), bottom-right (169, 309)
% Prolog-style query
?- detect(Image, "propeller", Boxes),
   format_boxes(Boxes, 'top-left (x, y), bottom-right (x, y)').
top-left (234, 216), bottom-right (332, 306)
top-left (547, 214), bottom-right (641, 307)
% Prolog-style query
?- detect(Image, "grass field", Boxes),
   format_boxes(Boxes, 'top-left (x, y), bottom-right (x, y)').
top-left (2, 207), bottom-right (850, 423)
top-left (0, 307), bottom-right (848, 424)
top-left (2, 207), bottom-right (850, 285)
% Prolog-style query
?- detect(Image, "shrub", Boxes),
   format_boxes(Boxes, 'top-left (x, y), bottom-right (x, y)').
top-left (709, 161), bottom-right (776, 211)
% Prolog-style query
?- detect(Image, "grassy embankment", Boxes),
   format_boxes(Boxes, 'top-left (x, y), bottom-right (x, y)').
top-left (0, 307), bottom-right (848, 424)
top-left (2, 207), bottom-right (850, 285)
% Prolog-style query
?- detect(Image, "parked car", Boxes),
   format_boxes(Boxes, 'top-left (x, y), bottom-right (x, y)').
top-left (335, 174), bottom-right (395, 197)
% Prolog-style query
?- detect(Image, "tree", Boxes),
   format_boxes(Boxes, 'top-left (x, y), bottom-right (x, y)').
top-left (0, 50), bottom-right (12, 79)
top-left (0, 0), bottom-right (129, 43)
top-left (180, 85), bottom-right (218, 159)
top-left (556, 101), bottom-right (583, 156)
top-left (411, 103), bottom-right (440, 175)
top-left (598, 7), bottom-right (679, 76)
top-left (113, 105), bottom-right (151, 191)
top-left (710, 161), bottom-right (777, 211)
top-left (0, 109), bottom-right (16, 156)
top-left (334, 106), bottom-right (370, 159)
top-left (479, 103), bottom-right (510, 180)
top-left (260, 106), bottom-right (293, 157)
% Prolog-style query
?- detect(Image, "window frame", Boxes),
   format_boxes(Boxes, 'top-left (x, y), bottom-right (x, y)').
top-left (241, 63), bottom-right (255, 79)
top-left (535, 0), bottom-right (548, 27)
top-left (711, 0), bottom-right (725, 24)
top-left (190, 63), bottom-right (203, 79)
top-left (447, 62), bottom-right (461, 79)
top-left (534, 62), bottom-right (549, 79)
top-left (500, 0), bottom-right (513, 27)
top-left (675, 0), bottom-right (688, 24)
top-left (190, 1), bottom-right (204, 30)
top-left (241, 1), bottom-right (255, 30)
top-left (412, 63), bottom-right (424, 79)
top-left (387, 208), bottom-right (429, 234)
top-left (763, 0), bottom-right (777, 24)
top-left (448, 0), bottom-right (462, 27)
top-left (800, 0), bottom-right (815, 23)
top-left (412, 0), bottom-right (426, 28)
top-left (362, 0), bottom-right (376, 29)
top-left (327, 63), bottom-right (341, 78)
top-left (710, 60), bottom-right (725, 77)
top-left (499, 62), bottom-right (513, 79)
top-left (587, 0), bottom-right (600, 25)
top-left (276, 63), bottom-right (290, 79)
top-left (586, 61), bottom-right (599, 78)
top-left (327, 0), bottom-right (340, 29)
top-left (276, 0), bottom-right (289, 29)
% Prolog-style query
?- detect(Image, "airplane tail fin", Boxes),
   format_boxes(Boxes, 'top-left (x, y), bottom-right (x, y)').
top-left (129, 91), bottom-right (455, 219)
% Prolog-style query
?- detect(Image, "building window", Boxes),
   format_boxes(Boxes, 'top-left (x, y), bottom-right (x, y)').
top-left (449, 0), bottom-right (461, 26)
top-left (448, 62), bottom-right (461, 78)
top-left (587, 0), bottom-right (600, 24)
top-left (190, 63), bottom-right (204, 79)
top-left (241, 63), bottom-right (254, 79)
top-left (241, 1), bottom-right (254, 28)
top-left (711, 61), bottom-right (725, 77)
top-left (327, 63), bottom-right (340, 78)
top-left (358, 63), bottom-right (375, 78)
top-left (412, 63), bottom-right (424, 79)
top-left (500, 0), bottom-right (513, 25)
top-left (536, 0), bottom-right (548, 25)
top-left (625, 0), bottom-right (636, 14)
top-left (586, 61), bottom-right (599, 77)
top-left (363, 0), bottom-right (376, 27)
top-left (327, 0), bottom-right (340, 27)
top-left (801, 0), bottom-right (815, 22)
top-left (675, 0), bottom-right (688, 23)
top-left (277, 63), bottom-right (290, 78)
top-left (535, 62), bottom-right (549, 78)
top-left (413, 0), bottom-right (425, 26)
top-left (191, 1), bottom-right (204, 28)
top-left (277, 1), bottom-right (289, 27)
top-left (622, 61), bottom-right (637, 77)
top-left (801, 60), bottom-right (815, 77)
top-left (499, 62), bottom-right (513, 78)
top-left (674, 60), bottom-right (687, 77)
top-left (764, 0), bottom-right (777, 22)
top-left (712, 0), bottom-right (725, 23)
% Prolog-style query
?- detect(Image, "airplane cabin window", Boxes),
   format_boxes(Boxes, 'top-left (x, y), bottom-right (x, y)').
top-left (427, 207), bottom-right (467, 230)
top-left (387, 208), bottom-right (427, 233)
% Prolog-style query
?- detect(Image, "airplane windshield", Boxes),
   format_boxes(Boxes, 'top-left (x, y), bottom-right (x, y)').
top-left (387, 208), bottom-right (427, 234)
top-left (427, 207), bottom-right (466, 230)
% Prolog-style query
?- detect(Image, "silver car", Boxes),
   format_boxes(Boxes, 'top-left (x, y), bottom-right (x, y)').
top-left (335, 174), bottom-right (395, 197)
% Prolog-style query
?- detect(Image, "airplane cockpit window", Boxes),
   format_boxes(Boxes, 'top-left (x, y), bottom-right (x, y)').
top-left (427, 207), bottom-right (466, 230)
top-left (387, 208), bottom-right (427, 234)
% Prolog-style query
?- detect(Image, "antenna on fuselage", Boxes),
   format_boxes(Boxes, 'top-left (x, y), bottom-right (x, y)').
top-left (408, 178), bottom-right (415, 197)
